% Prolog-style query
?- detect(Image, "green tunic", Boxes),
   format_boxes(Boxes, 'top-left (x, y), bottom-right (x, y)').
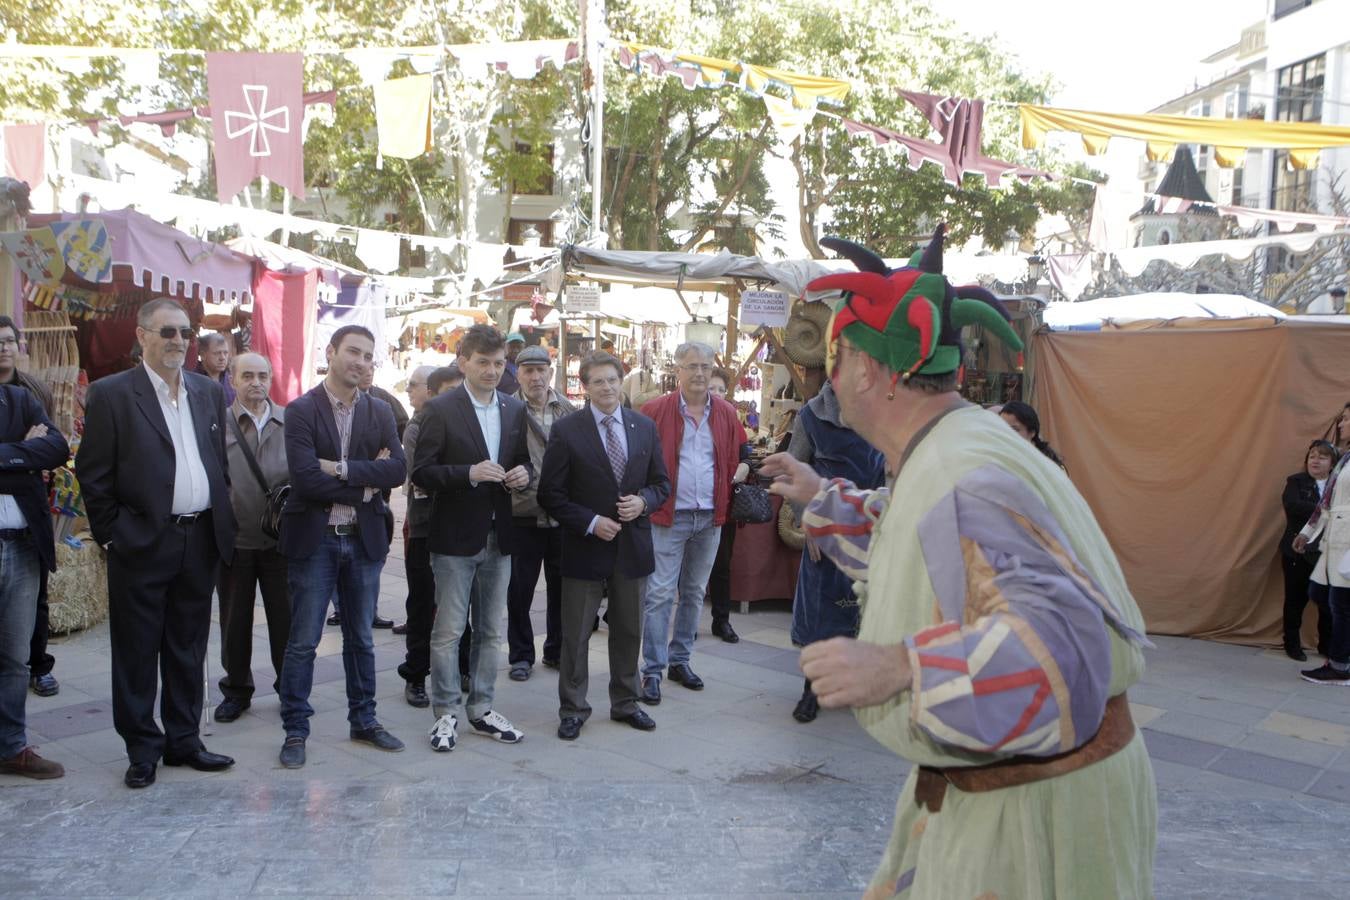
top-left (803, 407), bottom-right (1156, 898)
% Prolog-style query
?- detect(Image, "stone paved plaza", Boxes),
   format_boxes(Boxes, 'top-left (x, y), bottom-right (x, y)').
top-left (4, 520), bottom-right (1350, 897)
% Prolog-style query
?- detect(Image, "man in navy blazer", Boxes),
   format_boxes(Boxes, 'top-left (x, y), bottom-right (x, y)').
top-left (538, 351), bottom-right (670, 741)
top-left (76, 298), bottom-right (238, 788)
top-left (275, 325), bottom-right (407, 769)
top-left (413, 324), bottom-right (532, 753)
top-left (0, 382), bottom-right (69, 780)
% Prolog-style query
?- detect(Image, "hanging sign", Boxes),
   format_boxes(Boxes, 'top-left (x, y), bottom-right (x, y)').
top-left (740, 289), bottom-right (789, 327)
top-left (567, 283), bottom-right (602, 312)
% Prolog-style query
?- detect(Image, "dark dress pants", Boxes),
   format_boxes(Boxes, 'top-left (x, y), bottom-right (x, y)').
top-left (398, 535), bottom-right (437, 683)
top-left (27, 568), bottom-right (54, 677)
top-left (1282, 553), bottom-right (1331, 652)
top-left (107, 518), bottom-right (218, 765)
top-left (706, 520), bottom-right (737, 621)
top-left (217, 546), bottom-right (290, 701)
top-left (559, 575), bottom-right (642, 721)
top-left (506, 523), bottom-right (563, 666)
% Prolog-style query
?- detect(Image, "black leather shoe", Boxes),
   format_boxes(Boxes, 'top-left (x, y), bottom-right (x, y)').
top-left (326, 613), bottom-right (340, 626)
top-left (124, 762), bottom-right (156, 789)
top-left (404, 681), bottom-right (429, 708)
top-left (392, 622), bottom-right (408, 635)
top-left (611, 708), bottom-right (656, 731)
top-left (351, 726), bottom-right (405, 752)
top-left (668, 664), bottom-right (704, 691)
top-left (557, 716), bottom-right (583, 741)
top-left (541, 657), bottom-right (560, 670)
top-left (1285, 644), bottom-right (1308, 661)
top-left (711, 618), bottom-right (740, 643)
top-left (214, 697), bottom-right (249, 722)
top-left (163, 749), bottom-right (235, 771)
top-left (279, 737), bottom-right (306, 769)
top-left (372, 616), bottom-right (394, 629)
top-left (793, 688), bottom-right (820, 723)
top-left (640, 676), bottom-right (661, 706)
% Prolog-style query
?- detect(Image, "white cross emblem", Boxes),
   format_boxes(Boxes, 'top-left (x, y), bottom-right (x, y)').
top-left (223, 84), bottom-right (291, 157)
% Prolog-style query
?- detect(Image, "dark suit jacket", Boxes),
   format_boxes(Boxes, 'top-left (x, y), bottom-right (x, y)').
top-left (538, 404), bottom-right (670, 581)
top-left (412, 385), bottom-right (533, 557)
top-left (0, 384), bottom-right (69, 571)
top-left (75, 365), bottom-right (237, 561)
top-left (278, 384), bottom-right (406, 562)
top-left (1281, 471), bottom-right (1323, 559)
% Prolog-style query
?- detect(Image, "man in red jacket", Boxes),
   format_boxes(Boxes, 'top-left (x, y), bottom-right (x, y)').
top-left (639, 342), bottom-right (749, 704)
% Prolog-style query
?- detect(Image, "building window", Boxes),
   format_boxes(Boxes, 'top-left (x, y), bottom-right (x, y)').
top-left (1273, 0), bottom-right (1312, 20)
top-left (1270, 54), bottom-right (1324, 212)
top-left (507, 218), bottom-right (554, 247)
top-left (510, 143), bottom-right (555, 196)
top-left (1231, 165), bottom-right (1244, 207)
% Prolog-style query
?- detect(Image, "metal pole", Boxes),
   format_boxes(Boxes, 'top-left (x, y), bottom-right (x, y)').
top-left (588, 0), bottom-right (606, 240)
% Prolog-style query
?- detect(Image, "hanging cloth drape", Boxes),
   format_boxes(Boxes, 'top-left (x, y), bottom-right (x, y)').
top-left (900, 91), bottom-right (1049, 187)
top-left (250, 265), bottom-right (318, 405)
top-left (619, 43), bottom-right (851, 109)
top-left (1020, 104), bottom-right (1350, 170)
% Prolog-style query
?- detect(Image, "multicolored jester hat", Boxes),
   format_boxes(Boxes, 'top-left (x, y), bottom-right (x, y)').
top-left (807, 225), bottom-right (1023, 385)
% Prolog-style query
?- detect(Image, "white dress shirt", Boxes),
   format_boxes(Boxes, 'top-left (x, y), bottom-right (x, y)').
top-left (144, 363), bottom-right (211, 515)
top-left (469, 388), bottom-right (502, 463)
top-left (0, 495), bottom-right (26, 528)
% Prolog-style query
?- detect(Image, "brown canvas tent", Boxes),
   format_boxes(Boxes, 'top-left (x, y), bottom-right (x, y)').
top-left (1031, 315), bottom-right (1350, 645)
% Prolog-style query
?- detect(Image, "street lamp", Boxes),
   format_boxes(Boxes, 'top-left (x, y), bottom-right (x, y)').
top-left (521, 224), bottom-right (542, 248)
top-left (1026, 254), bottom-right (1046, 284)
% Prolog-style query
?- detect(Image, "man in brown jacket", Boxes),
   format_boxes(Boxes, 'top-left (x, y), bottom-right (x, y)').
top-left (214, 352), bottom-right (290, 722)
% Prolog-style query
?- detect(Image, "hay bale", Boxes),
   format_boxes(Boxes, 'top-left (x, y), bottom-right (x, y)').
top-left (48, 541), bottom-right (109, 636)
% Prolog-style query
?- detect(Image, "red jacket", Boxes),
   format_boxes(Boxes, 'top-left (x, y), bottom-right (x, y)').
top-left (641, 391), bottom-right (748, 527)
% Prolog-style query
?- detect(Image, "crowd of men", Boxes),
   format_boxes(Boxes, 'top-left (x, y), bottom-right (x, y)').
top-left (0, 303), bottom-right (751, 784)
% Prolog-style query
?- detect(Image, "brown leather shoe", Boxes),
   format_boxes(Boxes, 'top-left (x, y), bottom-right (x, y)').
top-left (0, 746), bottom-right (65, 780)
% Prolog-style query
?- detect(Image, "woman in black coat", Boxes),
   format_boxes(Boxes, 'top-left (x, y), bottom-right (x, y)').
top-left (1281, 440), bottom-right (1339, 660)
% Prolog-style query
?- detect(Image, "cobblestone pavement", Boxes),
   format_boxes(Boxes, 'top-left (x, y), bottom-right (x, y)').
top-left (3, 517), bottom-right (1349, 896)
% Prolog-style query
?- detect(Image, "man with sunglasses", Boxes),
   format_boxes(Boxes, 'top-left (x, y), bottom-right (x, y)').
top-left (77, 299), bottom-right (239, 789)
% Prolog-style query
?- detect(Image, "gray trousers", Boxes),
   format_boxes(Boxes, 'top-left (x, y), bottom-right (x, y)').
top-left (558, 575), bottom-right (643, 721)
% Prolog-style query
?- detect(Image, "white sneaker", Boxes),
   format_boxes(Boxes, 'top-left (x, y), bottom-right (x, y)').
top-left (429, 714), bottom-right (457, 752)
top-left (469, 710), bottom-right (524, 743)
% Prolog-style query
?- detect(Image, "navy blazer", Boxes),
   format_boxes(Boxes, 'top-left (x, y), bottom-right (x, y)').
top-left (538, 404), bottom-right (670, 581)
top-left (412, 385), bottom-right (533, 557)
top-left (278, 384), bottom-right (407, 561)
top-left (75, 366), bottom-right (236, 561)
top-left (0, 384), bottom-right (69, 571)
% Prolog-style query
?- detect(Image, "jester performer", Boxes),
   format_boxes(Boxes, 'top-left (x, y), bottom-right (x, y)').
top-left (761, 228), bottom-right (1156, 899)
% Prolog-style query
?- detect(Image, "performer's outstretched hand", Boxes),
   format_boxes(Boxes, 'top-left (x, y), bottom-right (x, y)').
top-left (800, 637), bottom-right (912, 709)
top-left (761, 452), bottom-right (826, 507)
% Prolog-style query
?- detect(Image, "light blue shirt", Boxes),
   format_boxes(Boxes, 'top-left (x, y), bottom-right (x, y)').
top-left (469, 389), bottom-right (501, 463)
top-left (674, 393), bottom-right (715, 511)
top-left (587, 403), bottom-right (628, 535)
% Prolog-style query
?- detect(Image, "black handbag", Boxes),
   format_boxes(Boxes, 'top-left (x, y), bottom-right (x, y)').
top-left (227, 414), bottom-right (290, 541)
top-left (730, 479), bottom-right (774, 524)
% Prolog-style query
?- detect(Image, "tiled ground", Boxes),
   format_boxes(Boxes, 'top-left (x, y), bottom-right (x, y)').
top-left (4, 501), bottom-right (1349, 896)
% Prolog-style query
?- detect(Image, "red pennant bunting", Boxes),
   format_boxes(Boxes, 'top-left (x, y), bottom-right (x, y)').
top-left (206, 52), bottom-right (306, 202)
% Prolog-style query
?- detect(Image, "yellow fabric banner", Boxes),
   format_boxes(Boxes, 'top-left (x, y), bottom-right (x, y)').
top-left (374, 74), bottom-right (433, 160)
top-left (623, 43), bottom-right (850, 108)
top-left (1021, 104), bottom-right (1350, 170)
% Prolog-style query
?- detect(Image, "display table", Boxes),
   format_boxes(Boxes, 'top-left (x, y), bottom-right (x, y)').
top-left (729, 494), bottom-right (801, 609)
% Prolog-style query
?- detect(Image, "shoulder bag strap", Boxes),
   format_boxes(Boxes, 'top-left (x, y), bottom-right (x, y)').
top-left (227, 413), bottom-right (272, 494)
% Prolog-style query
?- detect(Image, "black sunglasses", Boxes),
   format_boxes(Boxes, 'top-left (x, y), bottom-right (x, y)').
top-left (155, 326), bottom-right (195, 340)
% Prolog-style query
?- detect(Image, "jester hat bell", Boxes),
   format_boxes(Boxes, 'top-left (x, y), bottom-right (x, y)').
top-left (807, 225), bottom-right (1023, 380)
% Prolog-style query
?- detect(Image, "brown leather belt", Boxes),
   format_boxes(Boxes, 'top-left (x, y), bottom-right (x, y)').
top-left (915, 693), bottom-right (1135, 814)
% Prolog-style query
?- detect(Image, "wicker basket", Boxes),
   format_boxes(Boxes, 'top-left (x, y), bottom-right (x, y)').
top-left (778, 501), bottom-right (806, 550)
top-left (48, 540), bottom-right (109, 636)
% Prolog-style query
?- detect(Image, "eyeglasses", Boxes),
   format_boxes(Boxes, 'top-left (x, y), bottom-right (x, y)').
top-left (153, 326), bottom-right (195, 340)
top-left (409, 381), bottom-right (426, 388)
top-left (680, 363), bottom-right (713, 373)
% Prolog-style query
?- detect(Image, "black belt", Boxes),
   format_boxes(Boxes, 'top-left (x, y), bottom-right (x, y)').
top-left (0, 528), bottom-right (28, 541)
top-left (326, 523), bottom-right (359, 536)
top-left (171, 512), bottom-right (207, 526)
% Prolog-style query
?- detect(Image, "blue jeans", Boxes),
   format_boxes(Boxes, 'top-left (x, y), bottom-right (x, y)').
top-left (0, 533), bottom-right (39, 759)
top-left (278, 533), bottom-right (385, 738)
top-left (1309, 580), bottom-right (1350, 666)
top-left (430, 533), bottom-right (510, 720)
top-left (642, 510), bottom-right (720, 678)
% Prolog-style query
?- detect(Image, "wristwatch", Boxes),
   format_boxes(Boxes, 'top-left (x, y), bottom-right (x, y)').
top-left (335, 460), bottom-right (348, 481)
